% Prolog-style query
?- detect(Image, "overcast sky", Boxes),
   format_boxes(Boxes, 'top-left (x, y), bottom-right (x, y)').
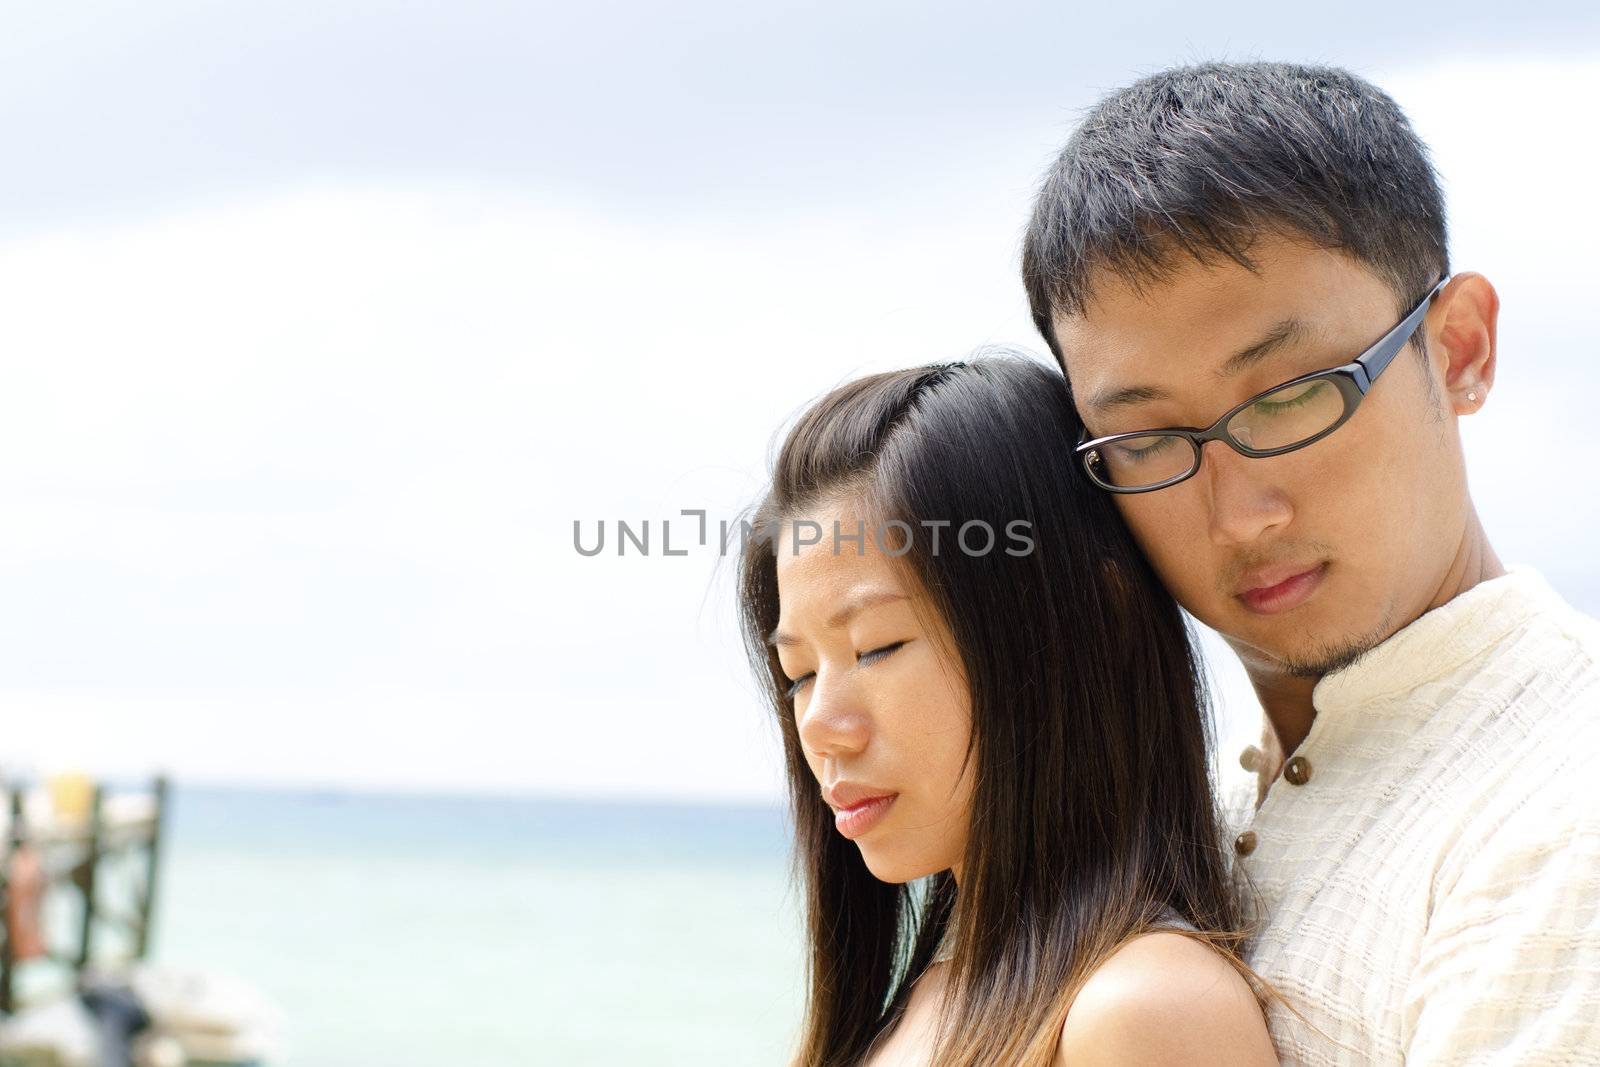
top-left (2, 3), bottom-right (1596, 801)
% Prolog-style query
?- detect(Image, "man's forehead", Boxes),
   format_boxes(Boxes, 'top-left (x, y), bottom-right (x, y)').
top-left (1051, 264), bottom-right (1359, 414)
top-left (1057, 259), bottom-right (1287, 352)
top-left (1052, 298), bottom-right (1265, 402)
top-left (1060, 311), bottom-right (1320, 415)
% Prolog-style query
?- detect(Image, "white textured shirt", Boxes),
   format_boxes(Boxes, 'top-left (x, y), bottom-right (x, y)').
top-left (1219, 564), bottom-right (1600, 1065)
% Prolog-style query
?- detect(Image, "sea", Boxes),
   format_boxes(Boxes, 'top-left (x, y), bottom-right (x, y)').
top-left (137, 786), bottom-right (805, 1066)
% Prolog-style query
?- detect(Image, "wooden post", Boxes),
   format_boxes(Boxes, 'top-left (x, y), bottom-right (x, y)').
top-left (1, 786), bottom-right (23, 1014)
top-left (75, 784), bottom-right (104, 969)
top-left (136, 775), bottom-right (168, 958)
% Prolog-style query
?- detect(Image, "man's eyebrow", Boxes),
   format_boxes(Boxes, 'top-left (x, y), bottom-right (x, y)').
top-left (767, 590), bottom-right (909, 648)
top-left (1214, 318), bottom-right (1308, 380)
top-left (1086, 383), bottom-right (1171, 414)
top-left (1084, 318), bottom-right (1310, 415)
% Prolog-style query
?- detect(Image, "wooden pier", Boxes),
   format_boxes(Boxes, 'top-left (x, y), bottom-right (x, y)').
top-left (0, 775), bottom-right (168, 1013)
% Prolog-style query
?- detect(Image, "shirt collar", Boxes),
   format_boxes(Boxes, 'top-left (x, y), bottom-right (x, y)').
top-left (1309, 563), bottom-right (1562, 725)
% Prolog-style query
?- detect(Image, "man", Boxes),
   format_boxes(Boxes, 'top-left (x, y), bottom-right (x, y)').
top-left (1021, 62), bottom-right (1600, 1064)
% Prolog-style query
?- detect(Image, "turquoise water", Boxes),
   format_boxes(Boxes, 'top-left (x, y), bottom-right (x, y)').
top-left (146, 787), bottom-right (805, 1066)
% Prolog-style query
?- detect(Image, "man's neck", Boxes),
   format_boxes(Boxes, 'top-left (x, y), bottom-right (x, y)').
top-left (1421, 515), bottom-right (1507, 618)
top-left (1244, 672), bottom-right (1316, 804)
top-left (1238, 519), bottom-right (1505, 799)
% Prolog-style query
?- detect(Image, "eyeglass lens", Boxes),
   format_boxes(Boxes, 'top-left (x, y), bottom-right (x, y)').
top-left (1089, 376), bottom-right (1348, 489)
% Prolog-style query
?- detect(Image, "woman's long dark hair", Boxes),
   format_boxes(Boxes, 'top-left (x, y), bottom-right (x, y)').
top-left (737, 354), bottom-right (1303, 1066)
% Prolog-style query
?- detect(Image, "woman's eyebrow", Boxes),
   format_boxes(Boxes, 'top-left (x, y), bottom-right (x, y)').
top-left (767, 590), bottom-right (910, 648)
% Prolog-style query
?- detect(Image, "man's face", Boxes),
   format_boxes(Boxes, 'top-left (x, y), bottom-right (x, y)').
top-left (1053, 234), bottom-right (1469, 678)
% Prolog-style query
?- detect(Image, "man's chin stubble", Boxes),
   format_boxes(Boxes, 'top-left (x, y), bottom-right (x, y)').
top-left (1278, 624), bottom-right (1392, 679)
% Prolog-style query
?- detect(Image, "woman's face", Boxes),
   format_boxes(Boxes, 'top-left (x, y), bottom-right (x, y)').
top-left (771, 499), bottom-right (975, 884)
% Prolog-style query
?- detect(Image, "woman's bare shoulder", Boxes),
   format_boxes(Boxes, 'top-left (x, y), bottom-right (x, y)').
top-left (1054, 930), bottom-right (1278, 1066)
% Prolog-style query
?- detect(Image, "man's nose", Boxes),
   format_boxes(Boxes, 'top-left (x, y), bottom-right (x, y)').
top-left (1199, 439), bottom-right (1292, 547)
top-left (795, 671), bottom-right (870, 759)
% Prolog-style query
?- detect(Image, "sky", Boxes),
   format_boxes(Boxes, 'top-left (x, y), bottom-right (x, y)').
top-left (2, 3), bottom-right (1597, 801)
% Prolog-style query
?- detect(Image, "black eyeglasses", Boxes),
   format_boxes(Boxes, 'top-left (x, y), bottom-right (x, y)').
top-left (1075, 275), bottom-right (1450, 494)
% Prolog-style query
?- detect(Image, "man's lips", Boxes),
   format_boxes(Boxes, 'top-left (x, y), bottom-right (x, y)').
top-left (1234, 561), bottom-right (1329, 615)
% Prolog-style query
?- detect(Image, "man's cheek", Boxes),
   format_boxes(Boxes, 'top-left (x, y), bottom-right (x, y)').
top-left (1129, 525), bottom-right (1206, 609)
top-left (1123, 502), bottom-right (1198, 569)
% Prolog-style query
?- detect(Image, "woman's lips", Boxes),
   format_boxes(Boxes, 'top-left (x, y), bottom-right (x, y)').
top-left (834, 794), bottom-right (897, 839)
top-left (1237, 562), bottom-right (1328, 615)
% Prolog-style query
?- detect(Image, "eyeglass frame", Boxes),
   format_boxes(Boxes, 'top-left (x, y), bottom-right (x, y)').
top-left (1073, 274), bottom-right (1451, 494)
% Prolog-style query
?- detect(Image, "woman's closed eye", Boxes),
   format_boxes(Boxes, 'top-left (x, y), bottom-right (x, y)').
top-left (857, 640), bottom-right (907, 667)
top-left (783, 640), bottom-right (910, 699)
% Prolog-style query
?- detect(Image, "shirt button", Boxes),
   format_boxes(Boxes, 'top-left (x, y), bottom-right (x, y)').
top-left (1234, 830), bottom-right (1258, 856)
top-left (1283, 755), bottom-right (1313, 786)
top-left (1238, 745), bottom-right (1262, 772)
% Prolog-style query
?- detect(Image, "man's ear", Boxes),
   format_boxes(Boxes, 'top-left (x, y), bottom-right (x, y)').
top-left (1430, 272), bottom-right (1498, 416)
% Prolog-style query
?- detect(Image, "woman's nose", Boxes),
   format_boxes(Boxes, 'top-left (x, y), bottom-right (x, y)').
top-left (795, 672), bottom-right (870, 759)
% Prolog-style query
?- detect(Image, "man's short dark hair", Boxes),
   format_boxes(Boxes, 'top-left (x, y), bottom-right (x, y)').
top-left (1021, 61), bottom-right (1449, 367)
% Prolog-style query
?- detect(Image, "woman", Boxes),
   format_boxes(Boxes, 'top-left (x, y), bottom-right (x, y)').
top-left (737, 355), bottom-right (1295, 1065)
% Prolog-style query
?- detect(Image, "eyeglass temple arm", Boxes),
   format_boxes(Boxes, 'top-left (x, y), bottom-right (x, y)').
top-left (1350, 275), bottom-right (1450, 391)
